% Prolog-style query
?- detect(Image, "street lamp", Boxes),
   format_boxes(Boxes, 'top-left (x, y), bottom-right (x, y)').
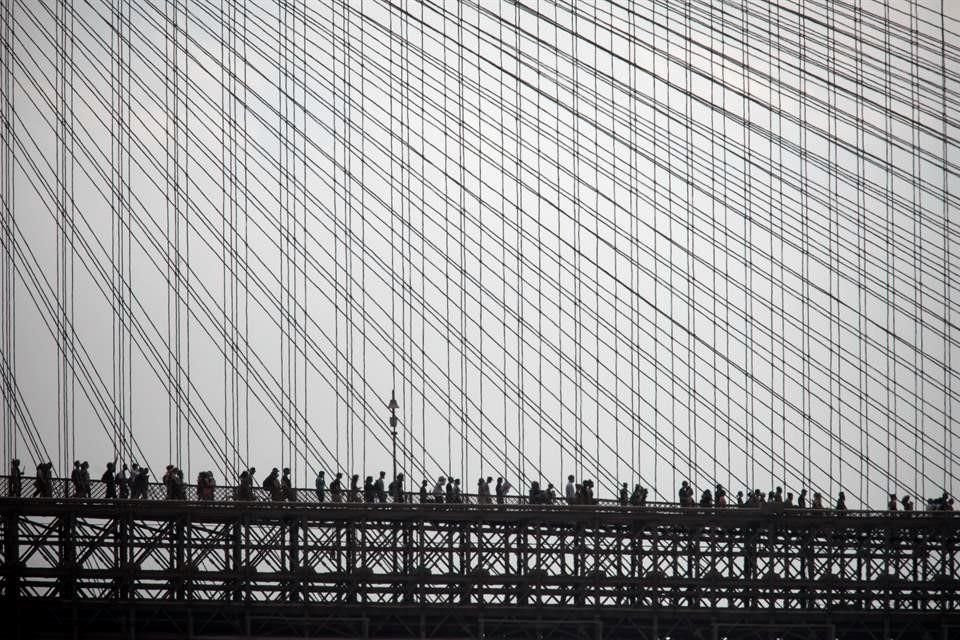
top-left (388, 390), bottom-right (399, 484)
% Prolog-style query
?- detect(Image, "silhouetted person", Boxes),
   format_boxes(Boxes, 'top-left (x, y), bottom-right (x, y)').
top-left (619, 482), bottom-right (629, 506)
top-left (453, 478), bottom-right (462, 503)
top-left (565, 475), bottom-right (576, 505)
top-left (639, 487), bottom-right (648, 507)
top-left (901, 495), bottom-right (914, 511)
top-left (678, 481), bottom-right (693, 507)
top-left (546, 483), bottom-right (557, 504)
top-left (237, 470), bottom-right (252, 501)
top-left (329, 472), bottom-right (343, 502)
top-left (196, 471), bottom-right (214, 500)
top-left (774, 486), bottom-right (783, 504)
top-left (170, 467), bottom-right (185, 500)
top-left (584, 479), bottom-right (595, 505)
top-left (630, 484), bottom-right (642, 506)
top-left (715, 484), bottom-right (727, 507)
top-left (363, 476), bottom-right (375, 502)
top-left (797, 489), bottom-right (807, 509)
top-left (477, 477), bottom-right (489, 504)
top-left (281, 468), bottom-right (293, 501)
top-left (372, 471), bottom-right (385, 502)
top-left (163, 465), bottom-right (176, 499)
top-left (500, 478), bottom-right (512, 502)
top-left (34, 462), bottom-right (53, 498)
top-left (888, 493), bottom-right (898, 511)
top-left (445, 477), bottom-right (455, 503)
top-left (433, 476), bottom-right (446, 503)
top-left (419, 480), bottom-right (428, 503)
top-left (349, 474), bottom-right (360, 502)
top-left (9, 458), bottom-right (22, 497)
top-left (118, 464), bottom-right (130, 499)
top-left (389, 473), bottom-right (404, 503)
top-left (785, 492), bottom-right (794, 507)
top-left (528, 481), bottom-right (542, 504)
top-left (699, 489), bottom-right (713, 507)
top-left (133, 467), bottom-right (149, 499)
top-left (928, 492), bottom-right (950, 511)
top-left (495, 477), bottom-right (505, 504)
top-left (736, 490), bottom-right (744, 506)
top-left (315, 470), bottom-right (326, 503)
top-left (835, 491), bottom-right (847, 511)
top-left (811, 492), bottom-right (823, 509)
top-left (70, 460), bottom-right (82, 497)
top-left (129, 464), bottom-right (141, 497)
top-left (198, 471), bottom-right (215, 500)
top-left (80, 461), bottom-right (91, 497)
top-left (264, 468), bottom-right (281, 501)
top-left (102, 462), bottom-right (117, 499)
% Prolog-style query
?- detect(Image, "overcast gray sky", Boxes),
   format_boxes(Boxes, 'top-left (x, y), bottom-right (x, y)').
top-left (3, 0), bottom-right (959, 507)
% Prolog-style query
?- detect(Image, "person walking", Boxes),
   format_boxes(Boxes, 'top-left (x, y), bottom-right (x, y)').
top-left (102, 462), bottom-right (117, 499)
top-left (315, 471), bottom-right (326, 503)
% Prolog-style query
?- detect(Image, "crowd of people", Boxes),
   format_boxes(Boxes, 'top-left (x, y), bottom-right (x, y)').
top-left (4, 458), bottom-right (955, 513)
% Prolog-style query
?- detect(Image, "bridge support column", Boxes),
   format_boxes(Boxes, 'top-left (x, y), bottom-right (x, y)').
top-left (126, 608), bottom-right (135, 640)
top-left (118, 512), bottom-right (131, 600)
top-left (173, 517), bottom-right (186, 600)
top-left (288, 518), bottom-right (300, 602)
top-left (230, 520), bottom-right (242, 602)
top-left (4, 509), bottom-right (18, 602)
top-left (459, 522), bottom-right (470, 605)
top-left (59, 512), bottom-right (75, 600)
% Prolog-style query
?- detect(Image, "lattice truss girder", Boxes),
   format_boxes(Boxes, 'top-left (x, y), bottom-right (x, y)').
top-left (2, 507), bottom-right (959, 612)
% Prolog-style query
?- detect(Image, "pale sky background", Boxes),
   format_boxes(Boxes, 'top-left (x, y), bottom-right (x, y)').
top-left (2, 0), bottom-right (959, 508)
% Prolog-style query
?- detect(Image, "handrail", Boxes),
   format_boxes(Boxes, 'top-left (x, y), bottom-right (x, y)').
top-left (0, 474), bottom-right (954, 516)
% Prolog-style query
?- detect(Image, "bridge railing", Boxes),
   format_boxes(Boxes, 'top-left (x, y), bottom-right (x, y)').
top-left (0, 474), bottom-right (954, 516)
top-left (0, 473), bottom-right (623, 506)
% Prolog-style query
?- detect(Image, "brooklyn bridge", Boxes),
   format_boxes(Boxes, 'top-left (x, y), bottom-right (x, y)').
top-left (1, 0), bottom-right (959, 638)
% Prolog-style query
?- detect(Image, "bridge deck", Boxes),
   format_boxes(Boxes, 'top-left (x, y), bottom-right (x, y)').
top-left (1, 496), bottom-right (959, 638)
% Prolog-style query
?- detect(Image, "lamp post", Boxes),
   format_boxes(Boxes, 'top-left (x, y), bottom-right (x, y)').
top-left (388, 390), bottom-right (399, 484)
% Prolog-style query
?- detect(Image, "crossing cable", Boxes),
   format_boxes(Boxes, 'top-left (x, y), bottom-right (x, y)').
top-left (236, 0), bottom-right (956, 496)
top-left (9, 0), bottom-right (960, 502)
top-left (436, 0), bottom-right (960, 470)
top-left (378, 0), bottom-right (956, 496)
top-left (161, 0), bottom-right (940, 496)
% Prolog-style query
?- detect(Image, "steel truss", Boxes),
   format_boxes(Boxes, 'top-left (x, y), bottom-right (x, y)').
top-left (1, 499), bottom-right (958, 638)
